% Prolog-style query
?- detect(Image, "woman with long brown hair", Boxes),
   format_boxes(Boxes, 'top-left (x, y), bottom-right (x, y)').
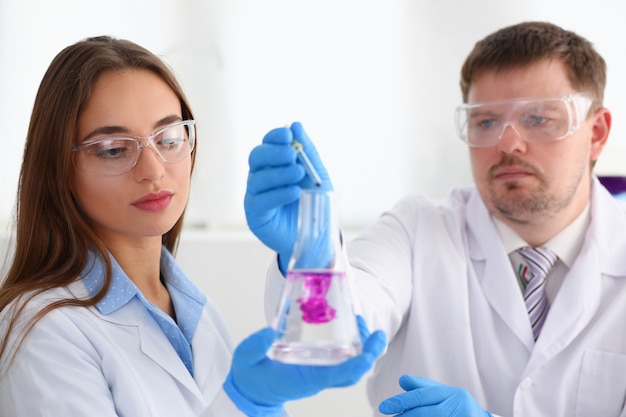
top-left (0, 36), bottom-right (385, 417)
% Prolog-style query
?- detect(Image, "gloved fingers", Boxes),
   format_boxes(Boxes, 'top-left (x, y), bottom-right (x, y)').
top-left (313, 329), bottom-right (387, 388)
top-left (398, 375), bottom-right (443, 391)
top-left (356, 315), bottom-right (371, 343)
top-left (353, 315), bottom-right (386, 363)
top-left (379, 376), bottom-right (440, 414)
top-left (228, 329), bottom-right (386, 407)
top-left (248, 143), bottom-right (297, 172)
top-left (246, 165), bottom-right (305, 195)
top-left (244, 185), bottom-right (301, 215)
top-left (398, 376), bottom-right (464, 405)
top-left (262, 126), bottom-right (293, 145)
top-left (379, 376), bottom-right (462, 414)
top-left (232, 327), bottom-right (275, 366)
top-left (291, 221), bottom-right (335, 269)
top-left (355, 316), bottom-right (389, 362)
top-left (289, 122), bottom-right (333, 190)
top-left (379, 389), bottom-right (430, 414)
top-left (290, 122), bottom-right (315, 151)
top-left (359, 329), bottom-right (387, 367)
top-left (379, 401), bottom-right (432, 417)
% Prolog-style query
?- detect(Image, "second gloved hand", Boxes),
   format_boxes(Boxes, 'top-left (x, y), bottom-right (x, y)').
top-left (224, 316), bottom-right (386, 417)
top-left (244, 122), bottom-right (332, 273)
top-left (379, 375), bottom-right (492, 417)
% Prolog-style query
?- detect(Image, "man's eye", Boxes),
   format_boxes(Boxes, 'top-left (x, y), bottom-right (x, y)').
top-left (478, 119), bottom-right (496, 129)
top-left (527, 115), bottom-right (548, 125)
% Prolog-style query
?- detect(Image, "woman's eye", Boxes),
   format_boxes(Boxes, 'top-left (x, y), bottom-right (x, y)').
top-left (158, 137), bottom-right (184, 149)
top-left (90, 140), bottom-right (132, 159)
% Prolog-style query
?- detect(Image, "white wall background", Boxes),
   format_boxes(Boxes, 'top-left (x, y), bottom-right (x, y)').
top-left (2, 1), bottom-right (626, 416)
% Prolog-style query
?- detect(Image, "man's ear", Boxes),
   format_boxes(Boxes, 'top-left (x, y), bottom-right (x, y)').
top-left (590, 107), bottom-right (612, 162)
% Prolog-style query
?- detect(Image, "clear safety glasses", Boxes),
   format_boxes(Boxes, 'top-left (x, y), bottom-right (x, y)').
top-left (72, 120), bottom-right (196, 176)
top-left (455, 93), bottom-right (594, 148)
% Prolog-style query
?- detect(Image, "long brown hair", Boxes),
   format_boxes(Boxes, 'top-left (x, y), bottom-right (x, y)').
top-left (0, 36), bottom-right (197, 364)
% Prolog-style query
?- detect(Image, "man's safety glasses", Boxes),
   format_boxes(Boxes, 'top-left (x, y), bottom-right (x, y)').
top-left (455, 93), bottom-right (594, 148)
top-left (72, 120), bottom-right (196, 176)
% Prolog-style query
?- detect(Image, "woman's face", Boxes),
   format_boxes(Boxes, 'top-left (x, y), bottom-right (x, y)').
top-left (71, 69), bottom-right (191, 247)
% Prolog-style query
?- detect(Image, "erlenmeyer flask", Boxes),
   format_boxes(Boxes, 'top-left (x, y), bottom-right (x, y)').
top-left (268, 189), bottom-right (362, 365)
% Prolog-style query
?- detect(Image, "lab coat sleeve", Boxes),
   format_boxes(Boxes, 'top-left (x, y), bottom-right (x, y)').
top-left (264, 257), bottom-right (286, 326)
top-left (1, 309), bottom-right (120, 417)
top-left (346, 196), bottom-right (420, 338)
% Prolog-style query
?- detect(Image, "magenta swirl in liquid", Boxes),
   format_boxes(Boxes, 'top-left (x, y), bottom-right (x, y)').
top-left (291, 271), bottom-right (342, 324)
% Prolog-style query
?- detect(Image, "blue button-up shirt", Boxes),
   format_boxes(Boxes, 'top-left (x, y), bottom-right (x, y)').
top-left (82, 248), bottom-right (206, 376)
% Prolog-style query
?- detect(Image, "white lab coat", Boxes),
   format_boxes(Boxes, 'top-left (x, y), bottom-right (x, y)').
top-left (265, 178), bottom-right (626, 417)
top-left (0, 280), bottom-right (246, 417)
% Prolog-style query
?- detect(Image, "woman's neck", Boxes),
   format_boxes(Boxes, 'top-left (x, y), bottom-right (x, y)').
top-left (104, 235), bottom-right (175, 317)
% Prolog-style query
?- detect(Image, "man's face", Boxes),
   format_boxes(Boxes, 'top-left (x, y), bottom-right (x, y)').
top-left (467, 59), bottom-right (605, 227)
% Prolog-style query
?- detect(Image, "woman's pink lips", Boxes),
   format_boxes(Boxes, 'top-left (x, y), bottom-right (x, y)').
top-left (132, 191), bottom-right (173, 212)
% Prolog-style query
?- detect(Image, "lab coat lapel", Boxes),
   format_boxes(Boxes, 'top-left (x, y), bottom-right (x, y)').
top-left (133, 311), bottom-right (205, 403)
top-left (191, 313), bottom-right (231, 405)
top-left (73, 286), bottom-right (208, 407)
top-left (69, 281), bottom-right (209, 407)
top-left (530, 180), bottom-right (626, 367)
top-left (465, 191), bottom-right (535, 351)
top-left (528, 243), bottom-right (599, 368)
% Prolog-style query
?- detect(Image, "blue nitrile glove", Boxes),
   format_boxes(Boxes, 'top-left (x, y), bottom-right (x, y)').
top-left (379, 375), bottom-right (492, 417)
top-left (244, 122), bottom-right (333, 273)
top-left (224, 316), bottom-right (386, 417)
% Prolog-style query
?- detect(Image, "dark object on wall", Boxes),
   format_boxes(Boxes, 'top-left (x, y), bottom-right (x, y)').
top-left (598, 176), bottom-right (626, 200)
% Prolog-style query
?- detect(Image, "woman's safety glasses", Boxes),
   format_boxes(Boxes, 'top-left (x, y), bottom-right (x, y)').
top-left (72, 120), bottom-right (196, 176)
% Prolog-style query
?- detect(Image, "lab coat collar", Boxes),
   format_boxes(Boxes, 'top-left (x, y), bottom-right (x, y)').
top-left (527, 178), bottom-right (620, 367)
top-left (466, 178), bottom-right (626, 359)
top-left (465, 191), bottom-right (536, 349)
top-left (66, 283), bottom-right (209, 407)
top-left (468, 176), bottom-right (626, 276)
top-left (587, 176), bottom-right (626, 277)
top-left (80, 251), bottom-right (136, 314)
top-left (81, 248), bottom-right (207, 315)
top-left (62, 283), bottom-right (211, 410)
top-left (68, 252), bottom-right (219, 410)
top-left (493, 204), bottom-right (590, 269)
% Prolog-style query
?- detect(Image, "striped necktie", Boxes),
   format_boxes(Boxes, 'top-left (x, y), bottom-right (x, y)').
top-left (516, 246), bottom-right (558, 341)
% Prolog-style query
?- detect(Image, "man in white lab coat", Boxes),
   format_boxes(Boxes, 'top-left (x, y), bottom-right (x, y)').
top-left (243, 21), bottom-right (626, 416)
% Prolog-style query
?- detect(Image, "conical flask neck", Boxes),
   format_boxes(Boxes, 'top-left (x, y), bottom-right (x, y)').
top-left (291, 190), bottom-right (339, 270)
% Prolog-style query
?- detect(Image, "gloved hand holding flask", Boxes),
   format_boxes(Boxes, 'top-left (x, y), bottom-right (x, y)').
top-left (224, 316), bottom-right (387, 417)
top-left (244, 122), bottom-right (332, 273)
